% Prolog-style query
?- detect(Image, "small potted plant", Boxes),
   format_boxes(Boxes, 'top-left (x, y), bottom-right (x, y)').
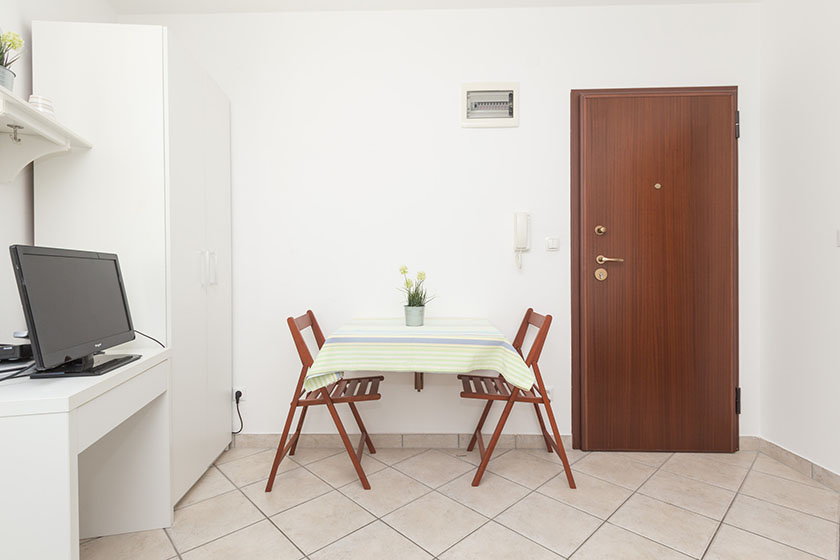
top-left (0, 29), bottom-right (24, 92)
top-left (399, 265), bottom-right (433, 327)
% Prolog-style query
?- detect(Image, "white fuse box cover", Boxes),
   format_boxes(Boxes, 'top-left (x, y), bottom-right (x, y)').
top-left (461, 82), bottom-right (519, 128)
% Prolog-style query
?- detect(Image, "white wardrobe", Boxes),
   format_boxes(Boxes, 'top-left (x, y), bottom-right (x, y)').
top-left (32, 21), bottom-right (232, 503)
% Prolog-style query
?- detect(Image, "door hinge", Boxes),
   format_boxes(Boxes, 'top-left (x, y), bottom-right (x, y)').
top-left (735, 110), bottom-right (740, 139)
top-left (735, 387), bottom-right (741, 415)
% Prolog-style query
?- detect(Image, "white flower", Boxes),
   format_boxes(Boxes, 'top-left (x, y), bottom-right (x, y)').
top-left (1, 31), bottom-right (23, 51)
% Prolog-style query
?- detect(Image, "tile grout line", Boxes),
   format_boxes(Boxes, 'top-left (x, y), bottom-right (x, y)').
top-left (751, 463), bottom-right (840, 492)
top-left (297, 449), bottom-right (444, 556)
top-left (444, 447), bottom-right (572, 491)
top-left (174, 465), bottom-right (241, 511)
top-left (303, 517), bottom-right (381, 558)
top-left (434, 485), bottom-right (532, 558)
top-left (214, 461), bottom-right (310, 560)
top-left (714, 461), bottom-right (840, 559)
top-left (565, 453), bottom-right (683, 559)
top-left (215, 446), bottom-right (268, 465)
top-left (318, 450), bottom-right (481, 557)
top-left (432, 451), bottom-right (592, 559)
top-left (700, 451), bottom-right (804, 558)
top-left (170, 447), bottom-right (837, 560)
top-left (238, 436), bottom-right (840, 490)
top-left (174, 517), bottom-right (266, 556)
top-left (525, 456), bottom-right (655, 523)
top-left (633, 482), bottom-right (736, 524)
top-left (482, 459), bottom-right (600, 559)
top-left (328, 448), bottom-right (540, 557)
top-left (698, 451), bottom-right (760, 559)
top-left (386, 448), bottom-right (590, 558)
top-left (363, 450), bottom-right (492, 556)
top-left (378, 498), bottom-right (489, 558)
top-left (653, 462), bottom-right (750, 493)
top-left (162, 525), bottom-right (183, 560)
top-left (737, 491), bottom-right (840, 524)
top-left (328, 448), bottom-right (838, 560)
top-left (717, 522), bottom-right (835, 560)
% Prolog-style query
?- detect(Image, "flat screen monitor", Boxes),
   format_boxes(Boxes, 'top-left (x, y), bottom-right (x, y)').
top-left (9, 245), bottom-right (137, 375)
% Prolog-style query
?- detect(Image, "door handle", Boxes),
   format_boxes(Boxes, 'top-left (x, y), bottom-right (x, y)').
top-left (199, 250), bottom-right (208, 288)
top-left (596, 255), bottom-right (624, 264)
top-left (209, 251), bottom-right (218, 286)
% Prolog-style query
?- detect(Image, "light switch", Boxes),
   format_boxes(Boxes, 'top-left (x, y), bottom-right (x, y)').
top-left (545, 236), bottom-right (560, 251)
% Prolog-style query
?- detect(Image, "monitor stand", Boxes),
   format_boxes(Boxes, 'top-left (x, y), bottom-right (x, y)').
top-left (29, 353), bottom-right (141, 379)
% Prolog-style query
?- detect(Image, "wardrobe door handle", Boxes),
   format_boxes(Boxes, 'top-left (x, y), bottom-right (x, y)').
top-left (209, 251), bottom-right (218, 286)
top-left (200, 250), bottom-right (209, 288)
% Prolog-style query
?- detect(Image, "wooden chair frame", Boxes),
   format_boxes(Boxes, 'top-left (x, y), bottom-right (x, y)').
top-left (458, 308), bottom-right (577, 488)
top-left (265, 310), bottom-right (383, 491)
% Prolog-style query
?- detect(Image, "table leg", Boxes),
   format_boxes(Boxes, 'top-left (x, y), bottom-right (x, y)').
top-left (414, 372), bottom-right (424, 391)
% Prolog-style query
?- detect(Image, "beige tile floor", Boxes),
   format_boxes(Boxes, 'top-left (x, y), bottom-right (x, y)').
top-left (80, 446), bottom-right (840, 560)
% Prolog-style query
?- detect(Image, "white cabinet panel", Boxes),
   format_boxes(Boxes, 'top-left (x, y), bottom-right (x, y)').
top-left (166, 33), bottom-right (213, 500)
top-left (203, 77), bottom-right (234, 454)
top-left (33, 22), bottom-right (232, 506)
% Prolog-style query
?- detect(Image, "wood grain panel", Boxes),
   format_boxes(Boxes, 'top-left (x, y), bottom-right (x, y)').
top-left (571, 87), bottom-right (738, 452)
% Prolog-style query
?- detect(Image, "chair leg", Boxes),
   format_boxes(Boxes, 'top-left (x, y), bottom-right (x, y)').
top-left (467, 401), bottom-right (493, 452)
top-left (533, 403), bottom-right (552, 452)
top-left (541, 398), bottom-right (576, 489)
top-left (289, 406), bottom-right (308, 456)
top-left (323, 390), bottom-right (371, 490)
top-left (472, 393), bottom-right (517, 487)
top-left (265, 401), bottom-right (299, 492)
top-left (348, 402), bottom-right (376, 454)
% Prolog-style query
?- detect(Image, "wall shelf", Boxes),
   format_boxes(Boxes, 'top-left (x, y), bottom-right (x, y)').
top-left (0, 86), bottom-right (91, 183)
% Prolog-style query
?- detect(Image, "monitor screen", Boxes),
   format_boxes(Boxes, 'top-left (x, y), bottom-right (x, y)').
top-left (10, 245), bottom-right (135, 370)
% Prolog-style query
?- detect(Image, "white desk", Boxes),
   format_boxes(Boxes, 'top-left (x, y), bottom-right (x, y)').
top-left (0, 347), bottom-right (171, 560)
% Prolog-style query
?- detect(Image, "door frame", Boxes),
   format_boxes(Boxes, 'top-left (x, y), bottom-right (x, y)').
top-left (570, 86), bottom-right (739, 450)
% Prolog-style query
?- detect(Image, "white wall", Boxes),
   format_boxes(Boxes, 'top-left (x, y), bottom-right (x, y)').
top-left (125, 4), bottom-right (762, 438)
top-left (760, 0), bottom-right (840, 474)
top-left (0, 0), bottom-right (115, 340)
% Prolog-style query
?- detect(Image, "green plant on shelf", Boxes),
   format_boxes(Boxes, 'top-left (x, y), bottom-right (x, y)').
top-left (0, 30), bottom-right (23, 70)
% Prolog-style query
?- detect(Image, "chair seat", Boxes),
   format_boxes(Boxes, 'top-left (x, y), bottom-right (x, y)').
top-left (267, 310), bottom-right (381, 492)
top-left (298, 375), bottom-right (384, 405)
top-left (457, 374), bottom-right (542, 403)
top-left (456, 309), bottom-right (576, 489)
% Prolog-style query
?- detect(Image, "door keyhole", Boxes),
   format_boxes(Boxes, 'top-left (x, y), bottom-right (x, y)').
top-left (594, 268), bottom-right (608, 281)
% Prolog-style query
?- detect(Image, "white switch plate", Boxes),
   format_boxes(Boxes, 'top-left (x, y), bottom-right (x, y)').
top-left (545, 236), bottom-right (560, 251)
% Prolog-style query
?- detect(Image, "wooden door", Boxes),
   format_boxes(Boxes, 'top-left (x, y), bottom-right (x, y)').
top-left (571, 87), bottom-right (739, 452)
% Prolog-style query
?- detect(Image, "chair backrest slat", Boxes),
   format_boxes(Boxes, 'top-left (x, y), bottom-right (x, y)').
top-left (528, 310), bottom-right (546, 328)
top-left (287, 309), bottom-right (326, 375)
top-left (524, 314), bottom-right (551, 367)
top-left (294, 313), bottom-right (312, 330)
top-left (511, 308), bottom-right (553, 393)
top-left (512, 308), bottom-right (550, 365)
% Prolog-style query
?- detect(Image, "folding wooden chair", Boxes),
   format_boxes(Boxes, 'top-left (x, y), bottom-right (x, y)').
top-left (265, 310), bottom-right (384, 491)
top-left (458, 308), bottom-right (576, 488)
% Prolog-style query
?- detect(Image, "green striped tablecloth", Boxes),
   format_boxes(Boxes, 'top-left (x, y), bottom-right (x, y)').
top-left (304, 318), bottom-right (536, 392)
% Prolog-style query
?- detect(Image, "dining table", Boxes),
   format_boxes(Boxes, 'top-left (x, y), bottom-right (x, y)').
top-left (304, 317), bottom-right (536, 393)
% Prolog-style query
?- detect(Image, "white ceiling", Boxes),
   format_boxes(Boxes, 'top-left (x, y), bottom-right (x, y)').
top-left (108, 0), bottom-right (757, 15)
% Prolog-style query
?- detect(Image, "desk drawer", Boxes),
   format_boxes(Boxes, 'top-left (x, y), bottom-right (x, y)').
top-left (76, 360), bottom-right (169, 452)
